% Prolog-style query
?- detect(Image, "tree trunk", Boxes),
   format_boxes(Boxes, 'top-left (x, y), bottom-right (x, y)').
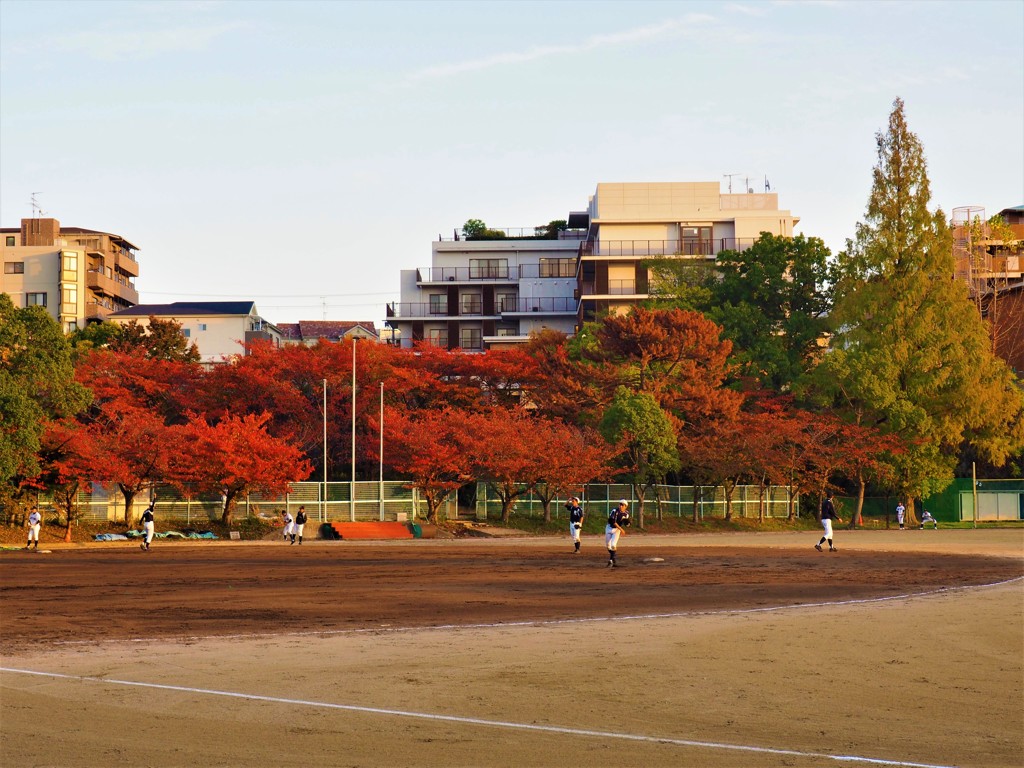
top-left (692, 485), bottom-right (700, 524)
top-left (786, 480), bottom-right (796, 521)
top-left (221, 489), bottom-right (238, 525)
top-left (633, 485), bottom-right (645, 529)
top-left (757, 476), bottom-right (766, 523)
top-left (541, 497), bottom-right (552, 524)
top-left (501, 495), bottom-right (514, 524)
top-left (120, 485), bottom-right (137, 526)
top-left (723, 479), bottom-right (736, 521)
top-left (852, 475), bottom-right (866, 528)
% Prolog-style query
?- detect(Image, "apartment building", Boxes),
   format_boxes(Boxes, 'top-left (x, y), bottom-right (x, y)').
top-left (386, 234), bottom-right (583, 350)
top-left (1, 217), bottom-right (140, 331)
top-left (109, 301), bottom-right (280, 364)
top-left (386, 182), bottom-right (799, 349)
top-left (952, 204), bottom-right (1024, 375)
top-left (578, 182), bottom-right (799, 322)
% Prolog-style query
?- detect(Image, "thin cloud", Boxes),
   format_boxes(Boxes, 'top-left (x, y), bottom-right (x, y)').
top-left (408, 14), bottom-right (717, 82)
top-left (28, 20), bottom-right (251, 62)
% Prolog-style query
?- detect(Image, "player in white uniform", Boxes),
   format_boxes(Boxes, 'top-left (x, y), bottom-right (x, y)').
top-left (896, 502), bottom-right (906, 530)
top-left (26, 506), bottom-right (41, 550)
top-left (919, 509), bottom-right (938, 529)
top-left (140, 500), bottom-right (156, 551)
top-left (605, 499), bottom-right (630, 567)
top-left (292, 506), bottom-right (307, 544)
top-left (282, 509), bottom-right (295, 541)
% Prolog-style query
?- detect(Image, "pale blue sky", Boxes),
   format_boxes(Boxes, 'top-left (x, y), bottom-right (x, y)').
top-left (2, 0), bottom-right (1022, 324)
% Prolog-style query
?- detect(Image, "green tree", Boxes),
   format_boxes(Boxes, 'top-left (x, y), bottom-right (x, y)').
top-left (817, 97), bottom-right (1024, 521)
top-left (599, 387), bottom-right (680, 528)
top-left (115, 317), bottom-right (201, 363)
top-left (0, 294), bottom-right (91, 514)
top-left (535, 219), bottom-right (567, 239)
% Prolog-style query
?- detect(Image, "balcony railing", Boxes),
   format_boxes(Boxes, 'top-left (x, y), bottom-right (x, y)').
top-left (438, 227), bottom-right (587, 242)
top-left (387, 302), bottom-right (498, 319)
top-left (416, 261), bottom-right (582, 283)
top-left (582, 238), bottom-right (758, 258)
top-left (499, 297), bottom-right (578, 314)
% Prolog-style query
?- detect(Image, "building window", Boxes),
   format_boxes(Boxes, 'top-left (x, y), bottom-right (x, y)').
top-left (496, 324), bottom-right (519, 337)
top-left (539, 258), bottom-right (575, 277)
top-left (62, 287), bottom-right (77, 312)
top-left (183, 328), bottom-right (191, 338)
top-left (428, 294), bottom-right (448, 315)
top-left (460, 293), bottom-right (481, 314)
top-left (460, 328), bottom-right (482, 350)
top-left (497, 293), bottom-right (517, 313)
top-left (198, 323), bottom-right (207, 331)
top-left (427, 329), bottom-right (448, 348)
top-left (5, 236), bottom-right (15, 246)
top-left (65, 320), bottom-right (78, 333)
top-left (26, 292), bottom-right (47, 307)
top-left (469, 258), bottom-right (508, 279)
top-left (4, 262), bottom-right (24, 274)
top-left (62, 251), bottom-right (79, 277)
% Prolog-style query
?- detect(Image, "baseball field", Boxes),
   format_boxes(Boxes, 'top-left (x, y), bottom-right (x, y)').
top-left (1, 528), bottom-right (1021, 768)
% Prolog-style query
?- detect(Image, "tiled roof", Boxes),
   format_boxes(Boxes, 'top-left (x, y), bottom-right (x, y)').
top-left (279, 321), bottom-right (378, 341)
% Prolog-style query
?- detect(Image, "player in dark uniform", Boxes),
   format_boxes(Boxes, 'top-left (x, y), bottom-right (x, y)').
top-left (140, 500), bottom-right (156, 551)
top-left (605, 499), bottom-right (630, 567)
top-left (815, 492), bottom-right (841, 552)
top-left (566, 497), bottom-right (585, 553)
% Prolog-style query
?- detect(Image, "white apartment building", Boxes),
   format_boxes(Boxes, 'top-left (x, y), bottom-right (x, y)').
top-left (387, 182), bottom-right (799, 349)
top-left (386, 236), bottom-right (583, 350)
top-left (109, 301), bottom-right (281, 364)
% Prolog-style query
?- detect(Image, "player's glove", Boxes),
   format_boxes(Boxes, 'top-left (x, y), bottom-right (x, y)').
top-left (573, 523), bottom-right (582, 530)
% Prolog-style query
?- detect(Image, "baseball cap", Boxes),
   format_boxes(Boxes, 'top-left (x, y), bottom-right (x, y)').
top-left (619, 499), bottom-right (629, 505)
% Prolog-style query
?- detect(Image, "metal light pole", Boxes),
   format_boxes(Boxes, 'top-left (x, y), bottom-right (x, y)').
top-left (379, 381), bottom-right (384, 521)
top-left (322, 378), bottom-right (327, 523)
top-left (350, 338), bottom-right (357, 522)
top-left (972, 461), bottom-right (978, 529)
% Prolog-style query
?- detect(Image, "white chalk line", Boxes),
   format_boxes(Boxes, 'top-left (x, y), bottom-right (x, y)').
top-left (0, 667), bottom-right (956, 768)
top-left (46, 574), bottom-right (1024, 647)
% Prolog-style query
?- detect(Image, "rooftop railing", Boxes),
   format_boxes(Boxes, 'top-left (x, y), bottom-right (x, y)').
top-left (439, 227), bottom-right (588, 242)
top-left (387, 296), bottom-right (579, 319)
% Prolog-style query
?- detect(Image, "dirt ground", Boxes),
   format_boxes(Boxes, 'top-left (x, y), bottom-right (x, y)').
top-left (1, 529), bottom-right (1022, 768)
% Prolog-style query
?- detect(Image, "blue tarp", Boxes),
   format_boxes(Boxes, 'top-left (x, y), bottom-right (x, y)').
top-left (96, 530), bottom-right (218, 541)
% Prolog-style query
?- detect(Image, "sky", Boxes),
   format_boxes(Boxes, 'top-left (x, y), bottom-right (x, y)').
top-left (1, 0), bottom-right (1022, 326)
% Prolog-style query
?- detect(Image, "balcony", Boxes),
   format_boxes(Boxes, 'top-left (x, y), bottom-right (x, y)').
top-left (581, 238), bottom-right (757, 258)
top-left (86, 268), bottom-right (139, 304)
top-left (499, 297), bottom-right (578, 315)
top-left (386, 301), bottom-right (499, 320)
top-left (579, 280), bottom-right (647, 298)
top-left (417, 266), bottom-right (518, 284)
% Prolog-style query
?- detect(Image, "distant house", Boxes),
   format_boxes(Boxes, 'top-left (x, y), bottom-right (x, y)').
top-left (277, 320), bottom-right (379, 346)
top-left (109, 301), bottom-right (280, 364)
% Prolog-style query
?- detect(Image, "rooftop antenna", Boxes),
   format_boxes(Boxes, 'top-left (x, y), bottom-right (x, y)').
top-left (30, 192), bottom-right (45, 217)
top-left (723, 174), bottom-right (741, 194)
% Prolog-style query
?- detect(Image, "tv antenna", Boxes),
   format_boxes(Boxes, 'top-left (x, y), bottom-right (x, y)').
top-left (30, 192), bottom-right (46, 217)
top-left (723, 174), bottom-right (742, 194)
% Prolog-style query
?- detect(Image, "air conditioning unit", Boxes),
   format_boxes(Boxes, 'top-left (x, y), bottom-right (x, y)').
top-left (448, 276), bottom-right (456, 281)
top-left (532, 306), bottom-right (540, 312)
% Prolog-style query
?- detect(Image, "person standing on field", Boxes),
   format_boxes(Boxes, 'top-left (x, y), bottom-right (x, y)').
top-left (919, 509), bottom-right (938, 529)
top-left (815, 492), bottom-right (841, 552)
top-left (26, 506), bottom-right (41, 550)
top-left (281, 509), bottom-right (294, 542)
top-left (140, 499), bottom-right (156, 551)
top-left (566, 497), bottom-right (585, 553)
top-left (896, 501), bottom-right (906, 530)
top-left (605, 499), bottom-right (630, 568)
top-left (293, 506), bottom-right (307, 545)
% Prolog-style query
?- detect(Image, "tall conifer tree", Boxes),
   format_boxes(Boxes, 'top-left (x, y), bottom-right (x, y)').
top-left (820, 98), bottom-right (1024, 519)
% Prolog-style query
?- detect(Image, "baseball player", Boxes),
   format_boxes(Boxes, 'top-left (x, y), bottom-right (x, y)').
top-left (292, 505), bottom-right (307, 545)
top-left (896, 502), bottom-right (906, 530)
top-left (140, 499), bottom-right (156, 551)
top-left (605, 499), bottom-right (630, 568)
top-left (919, 509), bottom-right (938, 529)
top-left (566, 497), bottom-right (585, 553)
top-left (815, 492), bottom-right (841, 552)
top-left (281, 509), bottom-right (294, 542)
top-left (26, 506), bottom-right (41, 550)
